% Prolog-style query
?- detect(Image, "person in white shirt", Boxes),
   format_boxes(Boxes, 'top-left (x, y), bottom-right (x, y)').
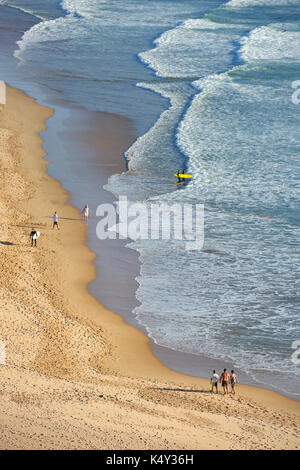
top-left (53, 211), bottom-right (59, 230)
top-left (210, 369), bottom-right (219, 394)
top-left (82, 204), bottom-right (89, 224)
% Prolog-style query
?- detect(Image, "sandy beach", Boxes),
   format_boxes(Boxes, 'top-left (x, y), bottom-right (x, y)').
top-left (0, 84), bottom-right (299, 450)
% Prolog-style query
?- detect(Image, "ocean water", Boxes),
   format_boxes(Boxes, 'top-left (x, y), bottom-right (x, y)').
top-left (0, 0), bottom-right (299, 397)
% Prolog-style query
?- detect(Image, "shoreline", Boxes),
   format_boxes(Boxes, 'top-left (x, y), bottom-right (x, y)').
top-left (52, 101), bottom-right (300, 401)
top-left (0, 84), bottom-right (299, 449)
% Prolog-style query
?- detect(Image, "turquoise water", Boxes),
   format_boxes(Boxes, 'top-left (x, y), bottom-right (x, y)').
top-left (0, 0), bottom-right (299, 397)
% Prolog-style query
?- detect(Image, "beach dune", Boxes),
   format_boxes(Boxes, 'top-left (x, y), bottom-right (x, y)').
top-left (0, 85), bottom-right (299, 450)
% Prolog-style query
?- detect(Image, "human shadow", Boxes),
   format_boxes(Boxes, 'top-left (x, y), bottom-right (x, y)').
top-left (10, 224), bottom-right (45, 229)
top-left (43, 216), bottom-right (82, 221)
top-left (152, 387), bottom-right (209, 394)
top-left (0, 241), bottom-right (14, 246)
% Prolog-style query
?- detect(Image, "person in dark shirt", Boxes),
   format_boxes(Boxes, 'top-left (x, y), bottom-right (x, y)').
top-left (29, 228), bottom-right (38, 247)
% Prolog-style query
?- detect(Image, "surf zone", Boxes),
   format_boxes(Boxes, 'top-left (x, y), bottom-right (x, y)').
top-left (96, 196), bottom-right (204, 251)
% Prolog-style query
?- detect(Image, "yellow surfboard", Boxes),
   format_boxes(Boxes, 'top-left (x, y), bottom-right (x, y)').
top-left (174, 173), bottom-right (193, 179)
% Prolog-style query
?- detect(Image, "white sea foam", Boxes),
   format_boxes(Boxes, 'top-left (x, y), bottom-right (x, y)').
top-left (139, 17), bottom-right (245, 78)
top-left (15, 18), bottom-right (67, 59)
top-left (14, 0), bottom-right (225, 63)
top-left (61, 0), bottom-right (106, 17)
top-left (178, 69), bottom-right (300, 209)
top-left (227, 0), bottom-right (300, 7)
top-left (61, 0), bottom-right (201, 26)
top-left (106, 80), bottom-right (191, 201)
top-left (241, 24), bottom-right (300, 62)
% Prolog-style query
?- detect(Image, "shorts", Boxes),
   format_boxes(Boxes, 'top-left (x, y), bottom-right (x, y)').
top-left (54, 221), bottom-right (58, 225)
top-left (212, 382), bottom-right (218, 388)
top-left (222, 380), bottom-right (229, 387)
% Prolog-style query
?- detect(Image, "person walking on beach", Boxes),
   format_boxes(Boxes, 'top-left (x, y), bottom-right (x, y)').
top-left (82, 204), bottom-right (89, 224)
top-left (220, 368), bottom-right (230, 395)
top-left (53, 211), bottom-right (59, 230)
top-left (230, 370), bottom-right (238, 394)
top-left (29, 228), bottom-right (38, 247)
top-left (210, 370), bottom-right (219, 394)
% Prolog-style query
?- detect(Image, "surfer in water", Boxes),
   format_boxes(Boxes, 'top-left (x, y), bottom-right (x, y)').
top-left (177, 169), bottom-right (183, 183)
top-left (177, 169), bottom-right (186, 183)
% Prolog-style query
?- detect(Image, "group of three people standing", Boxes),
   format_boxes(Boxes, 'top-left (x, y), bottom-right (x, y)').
top-left (211, 369), bottom-right (238, 395)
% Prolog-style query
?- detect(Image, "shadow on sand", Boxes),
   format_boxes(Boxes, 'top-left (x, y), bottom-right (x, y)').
top-left (43, 216), bottom-right (82, 221)
top-left (10, 224), bottom-right (45, 229)
top-left (153, 387), bottom-right (209, 394)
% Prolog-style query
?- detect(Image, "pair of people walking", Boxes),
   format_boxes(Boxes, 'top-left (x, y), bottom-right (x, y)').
top-left (176, 169), bottom-right (186, 183)
top-left (29, 211), bottom-right (60, 247)
top-left (210, 369), bottom-right (238, 395)
top-left (53, 205), bottom-right (89, 228)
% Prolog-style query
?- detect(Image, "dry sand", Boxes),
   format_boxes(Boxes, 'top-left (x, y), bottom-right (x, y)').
top-left (0, 85), bottom-right (299, 450)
